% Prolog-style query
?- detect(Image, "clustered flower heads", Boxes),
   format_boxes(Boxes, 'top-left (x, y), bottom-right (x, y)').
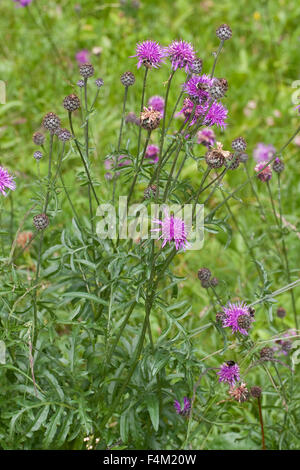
top-left (174, 397), bottom-right (191, 416)
top-left (152, 210), bottom-right (190, 251)
top-left (221, 301), bottom-right (254, 335)
top-left (0, 166), bottom-right (16, 196)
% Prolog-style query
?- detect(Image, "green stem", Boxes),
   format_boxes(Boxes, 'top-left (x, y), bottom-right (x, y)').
top-left (113, 86), bottom-right (128, 204)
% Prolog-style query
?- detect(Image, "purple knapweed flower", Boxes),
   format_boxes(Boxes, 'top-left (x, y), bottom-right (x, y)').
top-left (183, 75), bottom-right (213, 104)
top-left (165, 40), bottom-right (196, 72)
top-left (222, 301), bottom-right (253, 335)
top-left (131, 40), bottom-right (165, 69)
top-left (152, 210), bottom-right (190, 251)
top-left (145, 145), bottom-right (159, 164)
top-left (253, 143), bottom-right (276, 163)
top-left (13, 0), bottom-right (32, 6)
top-left (174, 397), bottom-right (191, 416)
top-left (76, 49), bottom-right (90, 65)
top-left (217, 362), bottom-right (240, 386)
top-left (197, 128), bottom-right (216, 147)
top-left (0, 167), bottom-right (16, 196)
top-left (254, 161), bottom-right (272, 182)
top-left (148, 95), bottom-right (165, 116)
top-left (179, 96), bottom-right (228, 129)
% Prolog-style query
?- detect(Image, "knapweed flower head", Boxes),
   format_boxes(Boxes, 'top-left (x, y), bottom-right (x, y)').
top-left (152, 209), bottom-right (190, 251)
top-left (253, 143), bottom-right (276, 163)
top-left (180, 97), bottom-right (228, 129)
top-left (165, 40), bottom-right (196, 72)
top-left (254, 161), bottom-right (272, 182)
top-left (197, 128), bottom-right (215, 147)
top-left (184, 74), bottom-right (213, 104)
top-left (131, 40), bottom-right (165, 69)
top-left (148, 95), bottom-right (165, 116)
top-left (0, 167), bottom-right (16, 196)
top-left (145, 144), bottom-right (159, 164)
top-left (76, 49), bottom-right (90, 65)
top-left (222, 301), bottom-right (253, 335)
top-left (217, 361), bottom-right (240, 387)
top-left (174, 397), bottom-right (191, 416)
top-left (229, 382), bottom-right (249, 403)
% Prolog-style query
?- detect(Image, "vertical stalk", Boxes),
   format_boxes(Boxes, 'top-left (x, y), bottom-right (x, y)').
top-left (137, 68), bottom-right (149, 157)
top-left (257, 397), bottom-right (266, 450)
top-left (113, 86), bottom-right (128, 203)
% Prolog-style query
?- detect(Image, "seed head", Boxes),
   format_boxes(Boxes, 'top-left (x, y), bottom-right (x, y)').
top-left (189, 57), bottom-right (203, 75)
top-left (144, 184), bottom-right (158, 199)
top-left (57, 128), bottom-right (72, 142)
top-left (237, 314), bottom-right (252, 332)
top-left (79, 62), bottom-right (94, 78)
top-left (224, 153), bottom-right (240, 170)
top-left (140, 107), bottom-right (161, 131)
top-left (33, 151), bottom-right (43, 161)
top-left (120, 71), bottom-right (135, 87)
top-left (95, 78), bottom-right (104, 88)
top-left (232, 137), bottom-right (247, 152)
top-left (259, 347), bottom-right (274, 361)
top-left (250, 386), bottom-right (262, 398)
top-left (210, 277), bottom-right (219, 287)
top-left (32, 132), bottom-right (45, 146)
top-left (277, 307), bottom-right (286, 318)
top-left (77, 79), bottom-right (85, 88)
top-left (63, 94), bottom-right (80, 112)
top-left (201, 279), bottom-right (211, 288)
top-left (272, 157), bottom-right (285, 174)
top-left (229, 383), bottom-right (249, 403)
top-left (197, 267), bottom-right (211, 281)
top-left (42, 112), bottom-right (61, 134)
top-left (210, 79), bottom-right (226, 100)
top-left (33, 213), bottom-right (49, 231)
top-left (205, 148), bottom-right (224, 168)
top-left (216, 24), bottom-right (232, 41)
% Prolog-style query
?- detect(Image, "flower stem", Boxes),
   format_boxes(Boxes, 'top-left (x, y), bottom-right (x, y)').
top-left (257, 397), bottom-right (266, 450)
top-left (113, 86), bottom-right (128, 203)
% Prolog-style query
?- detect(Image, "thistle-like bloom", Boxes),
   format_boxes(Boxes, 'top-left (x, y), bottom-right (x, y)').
top-left (76, 49), bottom-right (90, 65)
top-left (174, 397), bottom-right (191, 416)
top-left (131, 40), bottom-right (165, 69)
top-left (13, 0), bottom-right (32, 6)
top-left (179, 97), bottom-right (228, 129)
top-left (165, 40), bottom-right (196, 72)
top-left (148, 95), bottom-right (165, 116)
top-left (183, 75), bottom-right (213, 104)
top-left (253, 143), bottom-right (276, 163)
top-left (197, 128), bottom-right (215, 147)
top-left (152, 210), bottom-right (190, 251)
top-left (145, 144), bottom-right (159, 164)
top-left (0, 167), bottom-right (16, 196)
top-left (222, 301), bottom-right (253, 335)
top-left (217, 362), bottom-right (240, 386)
top-left (201, 101), bottom-right (228, 129)
top-left (254, 161), bottom-right (272, 182)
